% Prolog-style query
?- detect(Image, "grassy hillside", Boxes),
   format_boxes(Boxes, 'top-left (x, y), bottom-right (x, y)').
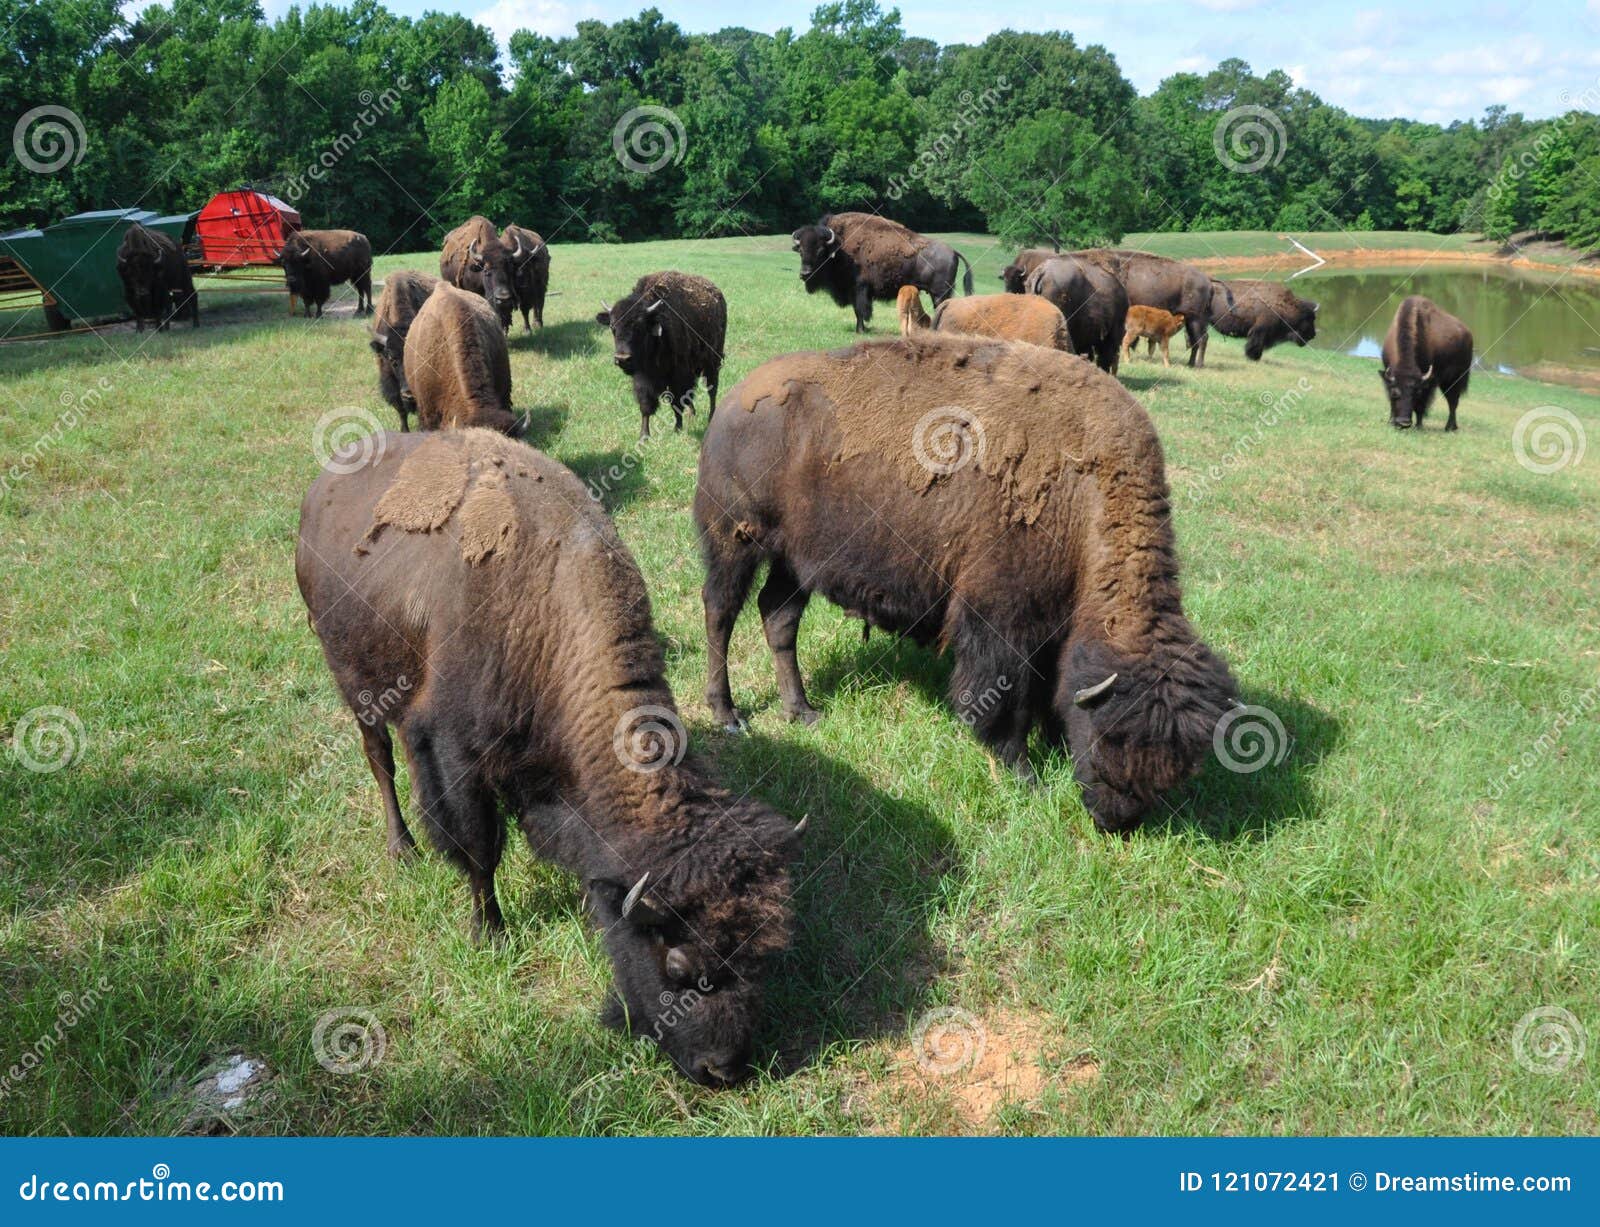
top-left (2, 233), bottom-right (1596, 1135)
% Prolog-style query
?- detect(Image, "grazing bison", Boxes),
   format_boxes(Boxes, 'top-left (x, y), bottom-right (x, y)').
top-left (440, 216), bottom-right (516, 331)
top-left (791, 212), bottom-right (973, 333)
top-left (999, 247), bottom-right (1058, 294)
top-left (1381, 295), bottom-right (1472, 431)
top-left (501, 223), bottom-right (550, 332)
top-left (596, 271), bottom-right (726, 441)
top-left (296, 428), bottom-right (800, 1083)
top-left (116, 222), bottom-right (197, 331)
top-left (1212, 279), bottom-right (1318, 361)
top-left (1077, 250), bottom-right (1228, 368)
top-left (369, 270), bottom-right (440, 431)
top-left (404, 282), bottom-right (516, 435)
top-left (1025, 256), bottom-right (1127, 371)
top-left (696, 335), bottom-right (1239, 832)
top-left (1122, 306), bottom-right (1186, 367)
top-left (897, 285), bottom-right (932, 335)
top-left (281, 229), bottom-right (373, 318)
top-left (933, 293), bottom-right (1071, 352)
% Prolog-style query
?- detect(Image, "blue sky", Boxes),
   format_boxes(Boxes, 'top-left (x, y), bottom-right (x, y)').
top-left (249, 0), bottom-right (1600, 123)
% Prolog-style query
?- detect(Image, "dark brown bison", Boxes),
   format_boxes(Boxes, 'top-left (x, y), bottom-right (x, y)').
top-left (439, 216), bottom-right (516, 332)
top-left (281, 229), bottom-right (373, 318)
top-left (1077, 250), bottom-right (1229, 367)
top-left (791, 212), bottom-right (973, 333)
top-left (369, 269), bottom-right (439, 431)
top-left (403, 282), bottom-right (516, 434)
top-left (116, 222), bottom-right (197, 331)
top-left (1212, 279), bottom-right (1318, 361)
top-left (999, 247), bottom-right (1058, 294)
top-left (1025, 256), bottom-right (1128, 372)
top-left (1381, 295), bottom-right (1473, 431)
top-left (501, 223), bottom-right (549, 332)
top-left (933, 293), bottom-right (1071, 351)
top-left (596, 271), bottom-right (726, 441)
top-left (296, 428), bottom-right (800, 1083)
top-left (695, 335), bottom-right (1238, 833)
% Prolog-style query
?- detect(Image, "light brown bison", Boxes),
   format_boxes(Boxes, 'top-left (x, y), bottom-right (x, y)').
top-left (1212, 279), bottom-right (1318, 361)
top-left (1076, 250), bottom-right (1229, 368)
top-left (369, 270), bottom-right (440, 431)
top-left (501, 223), bottom-right (549, 332)
top-left (1381, 295), bottom-right (1473, 430)
top-left (596, 271), bottom-right (726, 440)
top-left (999, 247), bottom-right (1058, 294)
top-left (1121, 305), bottom-right (1186, 367)
top-left (897, 285), bottom-right (932, 335)
top-left (295, 428), bottom-right (800, 1083)
top-left (1025, 256), bottom-right (1127, 371)
top-left (695, 335), bottom-right (1238, 833)
top-left (116, 222), bottom-right (197, 330)
top-left (281, 229), bottom-right (372, 317)
top-left (933, 293), bottom-right (1071, 351)
top-left (439, 216), bottom-right (516, 331)
top-left (403, 282), bottom-right (516, 435)
top-left (791, 212), bottom-right (973, 332)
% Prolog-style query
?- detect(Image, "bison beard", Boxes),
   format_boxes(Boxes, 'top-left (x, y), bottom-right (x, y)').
top-left (695, 334), bottom-right (1238, 832)
top-left (295, 430), bottom-right (800, 1084)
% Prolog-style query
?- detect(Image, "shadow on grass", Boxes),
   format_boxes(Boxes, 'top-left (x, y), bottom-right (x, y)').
top-left (562, 448), bottom-right (650, 513)
top-left (523, 318), bottom-right (606, 360)
top-left (512, 403), bottom-right (566, 450)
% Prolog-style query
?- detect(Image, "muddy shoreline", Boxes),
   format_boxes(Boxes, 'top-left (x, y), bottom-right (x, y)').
top-left (1189, 243), bottom-right (1600, 280)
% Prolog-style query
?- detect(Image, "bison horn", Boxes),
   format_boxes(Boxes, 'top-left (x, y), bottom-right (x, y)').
top-left (645, 298), bottom-right (665, 313)
top-left (1073, 673), bottom-right (1118, 707)
top-left (793, 815), bottom-right (809, 838)
top-left (598, 299), bottom-right (610, 313)
top-left (820, 225), bottom-right (835, 243)
top-left (1421, 364), bottom-right (1434, 381)
top-left (1311, 301), bottom-right (1320, 315)
top-left (469, 238), bottom-right (481, 258)
top-left (621, 872), bottom-right (651, 920)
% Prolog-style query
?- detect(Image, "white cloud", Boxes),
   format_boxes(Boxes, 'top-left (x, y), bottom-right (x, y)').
top-left (474, 0), bottom-right (602, 49)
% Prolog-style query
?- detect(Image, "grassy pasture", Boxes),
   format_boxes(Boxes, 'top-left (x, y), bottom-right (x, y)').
top-left (1, 232), bottom-right (1597, 1136)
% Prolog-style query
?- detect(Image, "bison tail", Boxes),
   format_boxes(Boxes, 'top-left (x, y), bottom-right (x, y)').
top-left (956, 250), bottom-right (974, 297)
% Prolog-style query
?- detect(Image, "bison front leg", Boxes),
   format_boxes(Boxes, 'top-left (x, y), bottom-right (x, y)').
top-left (853, 283), bottom-right (872, 333)
top-left (633, 377), bottom-right (660, 441)
top-left (757, 558), bottom-right (818, 725)
top-left (400, 722), bottom-right (506, 943)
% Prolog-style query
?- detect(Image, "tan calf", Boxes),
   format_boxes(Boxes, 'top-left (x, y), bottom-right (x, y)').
top-left (1122, 305), bottom-right (1186, 367)
top-left (897, 284), bottom-right (932, 335)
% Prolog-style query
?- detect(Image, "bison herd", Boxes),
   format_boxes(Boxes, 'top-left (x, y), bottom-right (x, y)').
top-left (282, 208), bottom-right (1481, 1086)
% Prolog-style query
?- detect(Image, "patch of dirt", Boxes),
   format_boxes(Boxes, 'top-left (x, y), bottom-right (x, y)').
top-left (864, 1006), bottom-right (1098, 1133)
top-left (1186, 244), bottom-right (1600, 280)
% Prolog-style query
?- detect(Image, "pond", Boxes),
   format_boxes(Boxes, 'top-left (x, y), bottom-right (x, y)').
top-left (1253, 262), bottom-right (1600, 387)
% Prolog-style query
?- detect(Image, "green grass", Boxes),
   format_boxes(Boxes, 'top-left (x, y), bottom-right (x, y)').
top-left (2, 232), bottom-right (1597, 1136)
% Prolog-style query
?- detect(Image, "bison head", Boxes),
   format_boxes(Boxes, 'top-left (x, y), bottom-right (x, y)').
top-left (585, 805), bottom-right (801, 1086)
top-left (116, 244), bottom-right (163, 321)
top-left (595, 292), bottom-right (667, 376)
top-left (1381, 361), bottom-right (1431, 428)
top-left (999, 261), bottom-right (1032, 294)
top-left (790, 223), bottom-right (841, 293)
top-left (369, 321), bottom-right (413, 418)
top-left (1291, 300), bottom-right (1318, 346)
top-left (467, 236), bottom-right (516, 330)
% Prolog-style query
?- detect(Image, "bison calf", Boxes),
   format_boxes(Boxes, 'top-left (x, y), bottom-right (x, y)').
top-left (281, 229), bottom-right (373, 317)
top-left (897, 285), bottom-right (932, 335)
top-left (696, 335), bottom-right (1238, 833)
top-left (596, 271), bottom-right (726, 441)
top-left (933, 293), bottom-right (1071, 351)
top-left (296, 429), bottom-right (800, 1084)
top-left (404, 282), bottom-right (516, 434)
top-left (370, 270), bottom-right (440, 431)
top-left (1122, 306), bottom-right (1186, 367)
top-left (116, 222), bottom-right (197, 331)
top-left (1382, 295), bottom-right (1472, 430)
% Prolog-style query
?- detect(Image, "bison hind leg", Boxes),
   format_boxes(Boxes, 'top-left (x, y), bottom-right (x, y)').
top-left (359, 721), bottom-right (417, 861)
top-left (702, 531), bottom-right (765, 732)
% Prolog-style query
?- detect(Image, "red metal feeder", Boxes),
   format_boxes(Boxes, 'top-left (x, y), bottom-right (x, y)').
top-left (194, 188), bottom-right (301, 269)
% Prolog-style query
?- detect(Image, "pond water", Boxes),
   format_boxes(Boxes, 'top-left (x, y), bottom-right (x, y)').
top-left (1254, 263), bottom-right (1600, 385)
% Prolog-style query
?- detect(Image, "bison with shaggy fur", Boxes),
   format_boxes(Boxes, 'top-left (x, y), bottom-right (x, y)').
top-left (1076, 249), bottom-right (1229, 368)
top-left (440, 216), bottom-right (517, 332)
top-left (596, 271), bottom-right (726, 441)
top-left (369, 270), bottom-right (440, 430)
top-left (791, 212), bottom-right (974, 333)
top-left (999, 247), bottom-right (1058, 294)
top-left (296, 429), bottom-right (800, 1083)
top-left (695, 334), bottom-right (1239, 833)
top-left (116, 222), bottom-right (197, 331)
top-left (1025, 256), bottom-right (1128, 371)
top-left (281, 229), bottom-right (372, 318)
top-left (1212, 279), bottom-right (1317, 361)
top-left (501, 223), bottom-right (550, 332)
top-left (1381, 295), bottom-right (1472, 431)
top-left (933, 293), bottom-right (1071, 351)
top-left (403, 282), bottom-right (516, 435)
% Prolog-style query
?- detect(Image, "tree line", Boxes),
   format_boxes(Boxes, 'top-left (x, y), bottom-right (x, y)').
top-left (3, 0), bottom-right (1596, 254)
